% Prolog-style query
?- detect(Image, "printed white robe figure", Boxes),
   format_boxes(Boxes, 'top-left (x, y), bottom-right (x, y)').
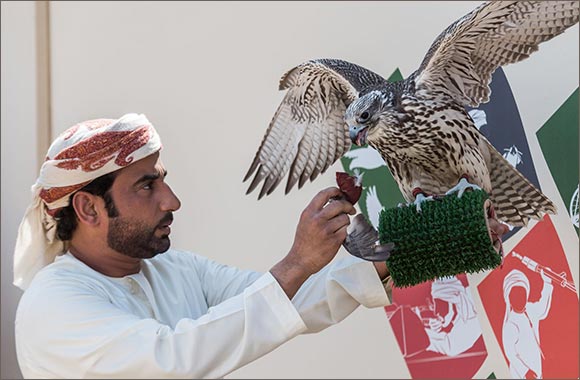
top-left (502, 269), bottom-right (554, 379)
top-left (423, 277), bottom-right (482, 356)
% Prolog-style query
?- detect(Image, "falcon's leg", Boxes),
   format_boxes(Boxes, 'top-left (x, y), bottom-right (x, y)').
top-left (412, 187), bottom-right (434, 213)
top-left (445, 174), bottom-right (481, 198)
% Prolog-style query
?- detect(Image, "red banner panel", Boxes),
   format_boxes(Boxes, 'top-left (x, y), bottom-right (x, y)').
top-left (478, 216), bottom-right (578, 379)
top-left (385, 274), bottom-right (487, 378)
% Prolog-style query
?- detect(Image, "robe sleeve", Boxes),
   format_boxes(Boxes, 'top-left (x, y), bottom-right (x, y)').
top-left (291, 255), bottom-right (390, 333)
top-left (15, 271), bottom-right (306, 379)
top-left (191, 254), bottom-right (263, 307)
top-left (526, 279), bottom-right (553, 321)
top-left (188, 252), bottom-right (390, 333)
top-left (15, 254), bottom-right (388, 378)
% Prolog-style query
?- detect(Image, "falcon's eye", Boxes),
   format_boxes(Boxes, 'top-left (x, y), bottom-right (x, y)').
top-left (359, 111), bottom-right (370, 122)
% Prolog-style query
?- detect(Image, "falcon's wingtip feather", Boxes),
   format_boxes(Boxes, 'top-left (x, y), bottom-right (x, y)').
top-left (278, 65), bottom-right (302, 91)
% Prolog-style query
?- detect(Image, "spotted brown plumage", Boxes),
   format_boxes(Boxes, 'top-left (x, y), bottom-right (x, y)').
top-left (244, 1), bottom-right (578, 227)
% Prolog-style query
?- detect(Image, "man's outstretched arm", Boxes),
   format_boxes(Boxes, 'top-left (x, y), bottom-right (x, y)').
top-left (270, 187), bottom-right (356, 299)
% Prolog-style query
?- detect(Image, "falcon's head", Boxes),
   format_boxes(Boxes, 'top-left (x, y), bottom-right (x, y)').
top-left (345, 90), bottom-right (389, 146)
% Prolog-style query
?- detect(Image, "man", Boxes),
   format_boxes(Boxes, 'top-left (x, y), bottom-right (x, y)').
top-left (423, 276), bottom-right (482, 357)
top-left (14, 113), bottom-right (393, 379)
top-left (502, 268), bottom-right (553, 379)
top-left (14, 113), bottom-right (505, 379)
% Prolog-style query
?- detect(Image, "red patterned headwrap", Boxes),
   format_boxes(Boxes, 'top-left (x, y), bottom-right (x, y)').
top-left (14, 113), bottom-right (162, 290)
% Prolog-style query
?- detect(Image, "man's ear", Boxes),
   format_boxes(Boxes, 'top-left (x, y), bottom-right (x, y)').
top-left (71, 192), bottom-right (104, 226)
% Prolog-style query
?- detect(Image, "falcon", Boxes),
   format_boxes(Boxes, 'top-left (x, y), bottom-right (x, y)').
top-left (244, 1), bottom-right (578, 227)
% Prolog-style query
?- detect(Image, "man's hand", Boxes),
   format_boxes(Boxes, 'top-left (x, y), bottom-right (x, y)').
top-left (487, 206), bottom-right (510, 256)
top-left (270, 187), bottom-right (356, 299)
top-left (487, 216), bottom-right (509, 243)
top-left (540, 268), bottom-right (552, 284)
top-left (373, 261), bottom-right (389, 281)
top-left (428, 317), bottom-right (444, 333)
top-left (289, 187), bottom-right (356, 274)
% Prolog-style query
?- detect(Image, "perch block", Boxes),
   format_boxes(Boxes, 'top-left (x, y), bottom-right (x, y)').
top-left (379, 189), bottom-right (502, 287)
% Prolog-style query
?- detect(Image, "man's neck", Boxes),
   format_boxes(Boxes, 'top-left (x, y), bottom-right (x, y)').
top-left (69, 242), bottom-right (141, 278)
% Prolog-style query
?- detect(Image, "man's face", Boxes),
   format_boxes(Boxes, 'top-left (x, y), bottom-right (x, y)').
top-left (434, 298), bottom-right (455, 328)
top-left (509, 286), bottom-right (528, 314)
top-left (105, 152), bottom-right (181, 259)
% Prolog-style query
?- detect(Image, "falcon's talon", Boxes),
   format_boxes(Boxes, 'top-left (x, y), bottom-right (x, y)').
top-left (445, 177), bottom-right (481, 198)
top-left (413, 193), bottom-right (434, 213)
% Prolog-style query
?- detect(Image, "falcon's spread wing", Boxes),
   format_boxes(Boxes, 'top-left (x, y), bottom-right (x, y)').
top-left (414, 1), bottom-right (579, 107)
top-left (244, 59), bottom-right (388, 199)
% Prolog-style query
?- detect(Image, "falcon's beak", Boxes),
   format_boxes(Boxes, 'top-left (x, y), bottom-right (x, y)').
top-left (349, 125), bottom-right (368, 146)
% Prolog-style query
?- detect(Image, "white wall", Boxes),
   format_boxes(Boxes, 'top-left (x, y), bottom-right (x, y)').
top-left (2, 2), bottom-right (578, 379)
top-left (1, 2), bottom-right (39, 379)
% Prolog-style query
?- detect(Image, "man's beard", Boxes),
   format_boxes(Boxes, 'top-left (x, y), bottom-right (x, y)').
top-left (107, 213), bottom-right (173, 259)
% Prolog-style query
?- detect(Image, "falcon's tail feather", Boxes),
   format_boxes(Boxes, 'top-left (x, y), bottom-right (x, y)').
top-left (485, 139), bottom-right (556, 227)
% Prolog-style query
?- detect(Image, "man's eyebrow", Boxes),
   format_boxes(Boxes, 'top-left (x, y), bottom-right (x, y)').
top-left (133, 170), bottom-right (168, 186)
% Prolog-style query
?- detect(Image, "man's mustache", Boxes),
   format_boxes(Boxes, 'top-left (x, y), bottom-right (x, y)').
top-left (158, 213), bottom-right (173, 227)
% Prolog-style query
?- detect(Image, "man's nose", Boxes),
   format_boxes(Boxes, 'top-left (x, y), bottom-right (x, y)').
top-left (160, 183), bottom-right (181, 212)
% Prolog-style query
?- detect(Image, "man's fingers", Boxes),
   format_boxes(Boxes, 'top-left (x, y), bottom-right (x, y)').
top-left (310, 187), bottom-right (345, 211)
top-left (320, 198), bottom-right (356, 220)
top-left (334, 224), bottom-right (349, 241)
top-left (326, 213), bottom-right (351, 234)
top-left (488, 217), bottom-right (509, 237)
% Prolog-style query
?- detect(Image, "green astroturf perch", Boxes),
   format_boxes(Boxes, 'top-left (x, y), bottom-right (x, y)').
top-left (379, 189), bottom-right (502, 287)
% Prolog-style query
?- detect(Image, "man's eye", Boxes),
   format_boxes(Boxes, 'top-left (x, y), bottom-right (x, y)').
top-left (143, 182), bottom-right (154, 190)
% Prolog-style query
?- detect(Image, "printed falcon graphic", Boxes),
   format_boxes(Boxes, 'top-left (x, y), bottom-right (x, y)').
top-left (244, 1), bottom-right (578, 227)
